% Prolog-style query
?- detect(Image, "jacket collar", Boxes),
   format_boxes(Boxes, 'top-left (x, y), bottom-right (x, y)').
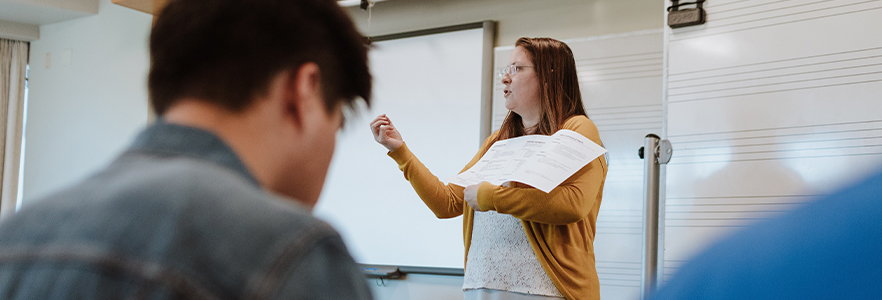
top-left (127, 120), bottom-right (260, 187)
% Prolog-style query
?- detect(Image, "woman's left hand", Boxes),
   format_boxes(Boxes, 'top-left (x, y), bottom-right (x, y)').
top-left (464, 184), bottom-right (484, 212)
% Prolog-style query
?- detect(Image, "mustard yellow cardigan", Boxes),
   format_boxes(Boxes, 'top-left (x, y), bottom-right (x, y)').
top-left (387, 115), bottom-right (608, 300)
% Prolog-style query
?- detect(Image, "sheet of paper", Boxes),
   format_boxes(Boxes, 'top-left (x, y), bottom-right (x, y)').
top-left (446, 129), bottom-right (607, 193)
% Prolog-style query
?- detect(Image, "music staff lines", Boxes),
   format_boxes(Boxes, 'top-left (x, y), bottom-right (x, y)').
top-left (670, 52), bottom-right (882, 84)
top-left (663, 260), bottom-right (687, 277)
top-left (580, 63), bottom-right (662, 75)
top-left (576, 55), bottom-right (662, 68)
top-left (596, 281), bottom-right (640, 288)
top-left (573, 51), bottom-right (661, 64)
top-left (595, 268), bottom-right (641, 288)
top-left (669, 69), bottom-right (882, 98)
top-left (667, 194), bottom-right (814, 200)
top-left (578, 67), bottom-right (660, 78)
top-left (670, 122), bottom-right (882, 162)
top-left (668, 208), bottom-right (791, 214)
top-left (669, 151), bottom-right (882, 165)
top-left (673, 0), bottom-right (879, 34)
top-left (597, 216), bottom-right (641, 232)
top-left (672, 0), bottom-right (844, 37)
top-left (596, 123), bottom-right (663, 133)
top-left (597, 221), bottom-right (642, 227)
top-left (665, 197), bottom-right (808, 211)
top-left (591, 103), bottom-right (662, 132)
top-left (594, 118), bottom-right (661, 125)
top-left (676, 143), bottom-right (882, 159)
top-left (666, 195), bottom-right (813, 211)
top-left (668, 118), bottom-right (882, 164)
top-left (667, 215), bottom-right (772, 222)
top-left (589, 108), bottom-right (661, 117)
top-left (675, 133), bottom-right (882, 151)
top-left (708, 0), bottom-right (829, 23)
top-left (672, 125), bottom-right (882, 146)
top-left (580, 74), bottom-right (661, 83)
top-left (669, 119), bottom-right (882, 139)
top-left (671, 46), bottom-right (882, 78)
top-left (668, 77), bottom-right (882, 104)
top-left (597, 275), bottom-right (641, 281)
top-left (597, 269), bottom-right (641, 275)
top-left (596, 230), bottom-right (642, 235)
top-left (597, 261), bottom-right (642, 268)
top-left (597, 209), bottom-right (642, 233)
top-left (670, 0), bottom-right (882, 41)
top-left (597, 261), bottom-right (642, 287)
top-left (667, 199), bottom-right (811, 206)
top-left (589, 103), bottom-right (661, 111)
top-left (708, 0), bottom-right (791, 15)
top-left (597, 219), bottom-right (642, 226)
top-left (592, 116), bottom-right (662, 125)
top-left (590, 107), bottom-right (661, 124)
top-left (666, 224), bottom-right (753, 228)
top-left (597, 126), bottom-right (663, 133)
top-left (574, 50), bottom-right (661, 84)
top-left (596, 125), bottom-right (662, 133)
top-left (670, 60), bottom-right (882, 91)
top-left (667, 49), bottom-right (882, 101)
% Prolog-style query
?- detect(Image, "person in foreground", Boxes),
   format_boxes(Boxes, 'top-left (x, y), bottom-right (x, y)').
top-left (371, 38), bottom-right (608, 300)
top-left (0, 0), bottom-right (373, 298)
top-left (650, 168), bottom-right (882, 300)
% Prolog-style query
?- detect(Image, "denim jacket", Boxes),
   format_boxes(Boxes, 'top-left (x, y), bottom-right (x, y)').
top-left (0, 121), bottom-right (372, 299)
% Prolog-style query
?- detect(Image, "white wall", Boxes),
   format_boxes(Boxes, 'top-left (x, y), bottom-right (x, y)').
top-left (22, 0), bottom-right (151, 205)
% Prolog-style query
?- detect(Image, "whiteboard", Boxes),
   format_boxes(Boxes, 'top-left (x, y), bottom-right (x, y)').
top-left (314, 27), bottom-right (486, 269)
top-left (663, 0), bottom-right (882, 281)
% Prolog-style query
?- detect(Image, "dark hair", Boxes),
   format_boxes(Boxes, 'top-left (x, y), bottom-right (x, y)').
top-left (148, 0), bottom-right (371, 116)
top-left (494, 37), bottom-right (587, 142)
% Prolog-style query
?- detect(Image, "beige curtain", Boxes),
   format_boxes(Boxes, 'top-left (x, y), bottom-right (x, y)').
top-left (0, 38), bottom-right (29, 220)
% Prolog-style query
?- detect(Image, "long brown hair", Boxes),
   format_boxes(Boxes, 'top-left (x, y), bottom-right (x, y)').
top-left (493, 37), bottom-right (587, 144)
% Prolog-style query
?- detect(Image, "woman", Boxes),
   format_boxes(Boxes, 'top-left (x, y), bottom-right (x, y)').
top-left (370, 37), bottom-right (607, 300)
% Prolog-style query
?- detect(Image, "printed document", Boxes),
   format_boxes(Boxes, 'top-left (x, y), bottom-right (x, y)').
top-left (446, 129), bottom-right (607, 193)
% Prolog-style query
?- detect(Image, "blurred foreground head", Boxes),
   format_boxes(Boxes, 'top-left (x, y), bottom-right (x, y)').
top-left (148, 0), bottom-right (372, 205)
top-left (148, 0), bottom-right (372, 115)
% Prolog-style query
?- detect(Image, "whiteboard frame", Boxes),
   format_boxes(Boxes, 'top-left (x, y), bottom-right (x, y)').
top-left (348, 21), bottom-right (496, 276)
top-left (370, 21), bottom-right (496, 147)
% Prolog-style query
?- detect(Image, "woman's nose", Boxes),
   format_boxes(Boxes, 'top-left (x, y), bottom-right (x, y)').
top-left (501, 73), bottom-right (511, 85)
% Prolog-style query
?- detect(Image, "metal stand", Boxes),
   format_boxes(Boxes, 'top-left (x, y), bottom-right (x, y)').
top-left (639, 134), bottom-right (672, 299)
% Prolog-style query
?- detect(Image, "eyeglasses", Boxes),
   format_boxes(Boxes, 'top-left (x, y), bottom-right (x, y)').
top-left (498, 64), bottom-right (534, 78)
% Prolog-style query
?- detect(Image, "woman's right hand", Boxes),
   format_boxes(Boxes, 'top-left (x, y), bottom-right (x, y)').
top-left (370, 114), bottom-right (404, 152)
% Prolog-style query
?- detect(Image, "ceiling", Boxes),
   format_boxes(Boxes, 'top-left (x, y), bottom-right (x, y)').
top-left (0, 0), bottom-right (383, 41)
top-left (0, 0), bottom-right (98, 26)
top-left (0, 0), bottom-right (384, 25)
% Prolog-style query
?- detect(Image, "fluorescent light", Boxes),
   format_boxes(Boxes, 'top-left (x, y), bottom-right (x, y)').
top-left (338, 0), bottom-right (387, 7)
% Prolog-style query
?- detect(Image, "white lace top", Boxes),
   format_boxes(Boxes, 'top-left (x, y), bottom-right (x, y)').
top-left (462, 210), bottom-right (564, 297)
